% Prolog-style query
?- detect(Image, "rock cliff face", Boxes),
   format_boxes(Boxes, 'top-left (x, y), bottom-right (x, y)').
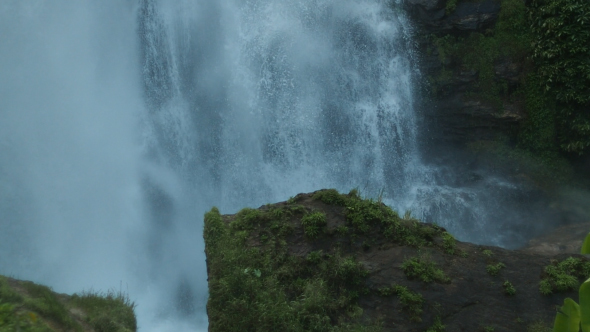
top-left (405, 0), bottom-right (525, 149)
top-left (204, 190), bottom-right (589, 332)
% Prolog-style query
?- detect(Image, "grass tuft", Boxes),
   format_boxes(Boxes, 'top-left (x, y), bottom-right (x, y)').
top-left (70, 290), bottom-right (136, 332)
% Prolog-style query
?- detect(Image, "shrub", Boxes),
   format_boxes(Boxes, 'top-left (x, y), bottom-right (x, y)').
top-left (301, 212), bottom-right (327, 239)
top-left (486, 263), bottom-right (506, 277)
top-left (402, 257), bottom-right (450, 284)
top-left (539, 257), bottom-right (590, 295)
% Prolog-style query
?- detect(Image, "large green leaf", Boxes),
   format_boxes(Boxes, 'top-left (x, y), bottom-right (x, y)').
top-left (553, 298), bottom-right (581, 332)
top-left (581, 233), bottom-right (590, 254)
top-left (579, 278), bottom-right (590, 332)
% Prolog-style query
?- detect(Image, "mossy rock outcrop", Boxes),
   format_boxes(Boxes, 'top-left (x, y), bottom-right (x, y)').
top-left (0, 275), bottom-right (136, 332)
top-left (204, 189), bottom-right (590, 331)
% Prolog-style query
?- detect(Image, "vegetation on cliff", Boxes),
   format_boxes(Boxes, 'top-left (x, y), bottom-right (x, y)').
top-left (0, 275), bottom-right (136, 332)
top-left (204, 189), bottom-right (463, 332)
top-left (423, 0), bottom-right (590, 182)
top-left (204, 189), bottom-right (587, 331)
top-left (529, 0), bottom-right (590, 155)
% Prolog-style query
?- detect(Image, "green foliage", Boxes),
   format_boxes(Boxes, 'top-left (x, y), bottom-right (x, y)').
top-left (313, 189), bottom-right (348, 206)
top-left (401, 256), bottom-right (450, 284)
top-left (0, 275), bottom-right (135, 332)
top-left (0, 301), bottom-right (47, 332)
top-left (20, 281), bottom-right (76, 329)
top-left (529, 0), bottom-right (590, 155)
top-left (204, 191), bottom-right (462, 331)
top-left (486, 263), bottom-right (506, 277)
top-left (426, 0), bottom-right (590, 155)
top-left (503, 281), bottom-right (516, 296)
top-left (519, 72), bottom-right (559, 154)
top-left (553, 297), bottom-right (581, 332)
top-left (345, 196), bottom-right (395, 235)
top-left (336, 225), bottom-right (349, 235)
top-left (378, 284), bottom-right (424, 322)
top-left (431, 0), bottom-right (531, 106)
top-left (70, 291), bottom-right (136, 332)
top-left (482, 250), bottom-right (493, 258)
top-left (529, 0), bottom-right (590, 105)
top-left (539, 257), bottom-right (590, 295)
top-left (312, 190), bottom-right (456, 252)
top-left (426, 316), bottom-right (446, 332)
top-left (445, 0), bottom-right (457, 14)
top-left (203, 206), bottom-right (380, 332)
top-left (582, 232), bottom-right (590, 255)
top-left (301, 212), bottom-right (327, 239)
top-left (550, 231), bottom-right (590, 332)
top-left (441, 232), bottom-right (456, 255)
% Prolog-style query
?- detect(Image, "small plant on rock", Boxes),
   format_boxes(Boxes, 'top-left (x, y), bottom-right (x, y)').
top-left (486, 262), bottom-right (506, 276)
top-left (402, 256), bottom-right (450, 284)
top-left (503, 281), bottom-right (516, 296)
top-left (378, 284), bottom-right (424, 322)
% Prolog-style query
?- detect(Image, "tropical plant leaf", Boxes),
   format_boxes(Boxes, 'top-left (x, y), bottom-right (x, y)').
top-left (553, 298), bottom-right (580, 332)
top-left (579, 278), bottom-right (590, 332)
top-left (581, 233), bottom-right (590, 254)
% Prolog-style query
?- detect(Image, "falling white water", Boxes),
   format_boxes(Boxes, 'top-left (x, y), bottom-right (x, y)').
top-left (0, 0), bottom-right (553, 331)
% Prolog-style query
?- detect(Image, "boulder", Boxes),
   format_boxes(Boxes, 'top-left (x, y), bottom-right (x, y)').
top-left (204, 190), bottom-right (588, 332)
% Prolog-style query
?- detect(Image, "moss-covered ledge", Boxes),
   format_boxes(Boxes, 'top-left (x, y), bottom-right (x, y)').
top-left (0, 275), bottom-right (136, 332)
top-left (204, 189), bottom-right (584, 331)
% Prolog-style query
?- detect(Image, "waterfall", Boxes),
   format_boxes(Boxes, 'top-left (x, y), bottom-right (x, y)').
top-left (135, 0), bottom-right (420, 327)
top-left (0, 0), bottom-right (551, 331)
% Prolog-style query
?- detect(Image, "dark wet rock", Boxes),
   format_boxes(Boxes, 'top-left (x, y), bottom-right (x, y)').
top-left (405, 0), bottom-right (526, 148)
top-left (521, 222), bottom-right (590, 255)
top-left (405, 0), bottom-right (501, 34)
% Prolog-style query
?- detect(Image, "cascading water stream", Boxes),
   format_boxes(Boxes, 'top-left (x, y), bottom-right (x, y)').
top-left (0, 0), bottom-right (556, 331)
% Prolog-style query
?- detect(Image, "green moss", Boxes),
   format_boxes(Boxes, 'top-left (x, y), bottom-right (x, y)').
top-left (204, 191), bottom-right (464, 330)
top-left (401, 256), bottom-right (451, 284)
top-left (0, 276), bottom-right (135, 332)
top-left (313, 189), bottom-right (348, 206)
top-left (204, 206), bottom-right (380, 332)
top-left (301, 212), bottom-right (327, 239)
top-left (539, 257), bottom-right (590, 295)
top-left (311, 190), bottom-right (456, 252)
top-left (0, 301), bottom-right (50, 332)
top-left (486, 262), bottom-right (506, 276)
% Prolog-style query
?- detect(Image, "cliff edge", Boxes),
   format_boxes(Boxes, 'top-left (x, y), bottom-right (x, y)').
top-left (204, 189), bottom-right (590, 332)
top-left (0, 275), bottom-right (136, 332)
